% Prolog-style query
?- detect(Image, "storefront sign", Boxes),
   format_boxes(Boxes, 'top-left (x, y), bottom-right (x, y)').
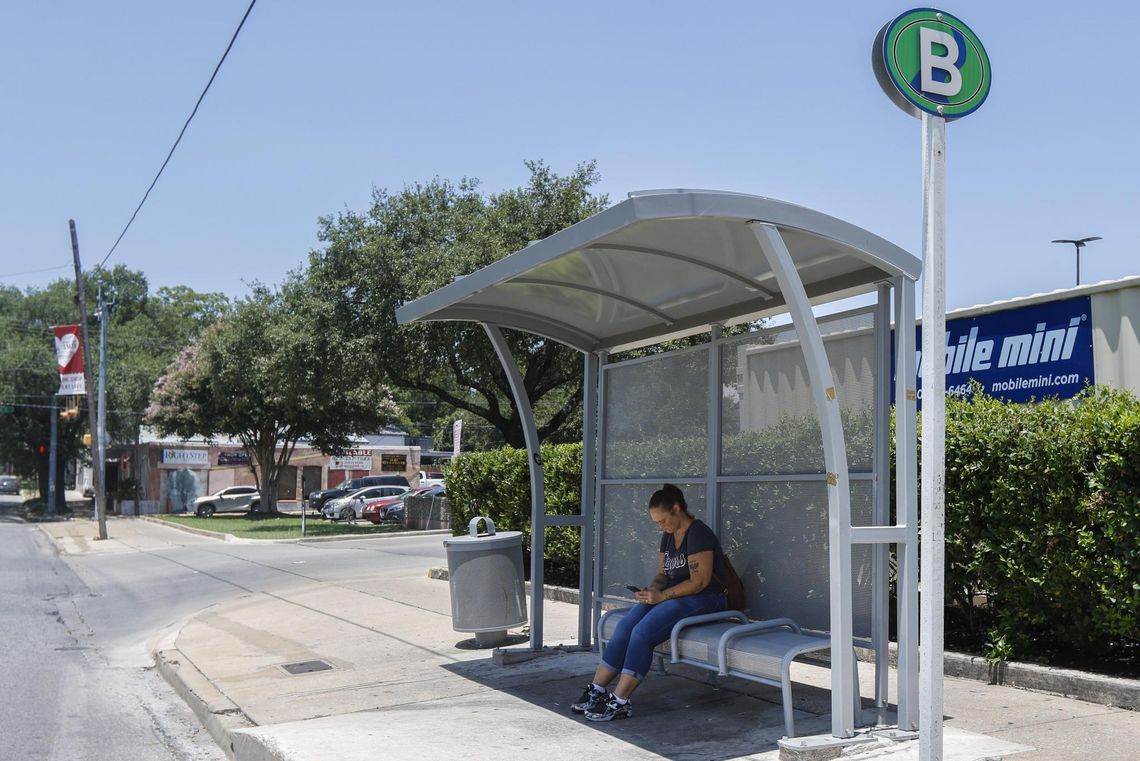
top-left (330, 455), bottom-right (372, 470)
top-left (161, 449), bottom-right (209, 467)
top-left (893, 296), bottom-right (1094, 405)
top-left (380, 454), bottom-right (407, 470)
top-left (218, 451), bottom-right (251, 466)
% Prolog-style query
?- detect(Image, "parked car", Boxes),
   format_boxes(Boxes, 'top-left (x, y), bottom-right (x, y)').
top-left (192, 486), bottom-right (260, 517)
top-left (306, 474), bottom-right (410, 512)
top-left (322, 484), bottom-right (410, 521)
top-left (0, 475), bottom-right (20, 495)
top-left (418, 470), bottom-right (445, 488)
top-left (373, 484), bottom-right (445, 524)
top-left (361, 494), bottom-right (408, 524)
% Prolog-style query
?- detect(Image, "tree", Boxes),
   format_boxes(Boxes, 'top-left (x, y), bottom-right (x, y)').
top-left (0, 281), bottom-right (88, 500)
top-left (306, 160), bottom-right (608, 448)
top-left (146, 281), bottom-right (399, 512)
top-left (0, 267), bottom-right (231, 504)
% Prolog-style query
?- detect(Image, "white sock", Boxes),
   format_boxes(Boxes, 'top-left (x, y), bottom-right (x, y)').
top-left (590, 683), bottom-right (605, 694)
top-left (612, 694), bottom-right (628, 704)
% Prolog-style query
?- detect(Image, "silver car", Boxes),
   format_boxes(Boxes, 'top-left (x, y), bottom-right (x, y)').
top-left (322, 485), bottom-right (409, 521)
top-left (192, 486), bottom-right (260, 517)
top-left (0, 475), bottom-right (19, 496)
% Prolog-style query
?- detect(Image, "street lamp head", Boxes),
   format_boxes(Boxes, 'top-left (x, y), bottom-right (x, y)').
top-left (1051, 236), bottom-right (1102, 248)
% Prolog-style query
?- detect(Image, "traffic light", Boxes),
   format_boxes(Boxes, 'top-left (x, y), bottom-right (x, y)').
top-left (82, 433), bottom-right (92, 447)
top-left (37, 444), bottom-right (46, 455)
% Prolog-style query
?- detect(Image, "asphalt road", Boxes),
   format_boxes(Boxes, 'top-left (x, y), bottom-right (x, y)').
top-left (0, 504), bottom-right (448, 760)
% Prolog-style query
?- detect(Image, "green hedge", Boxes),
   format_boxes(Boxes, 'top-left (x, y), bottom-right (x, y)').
top-left (446, 388), bottom-right (1140, 663)
top-left (445, 443), bottom-right (583, 583)
top-left (941, 386), bottom-right (1140, 662)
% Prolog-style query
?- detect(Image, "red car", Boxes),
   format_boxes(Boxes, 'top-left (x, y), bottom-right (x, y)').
top-left (362, 486), bottom-right (439, 524)
top-left (361, 494), bottom-right (408, 524)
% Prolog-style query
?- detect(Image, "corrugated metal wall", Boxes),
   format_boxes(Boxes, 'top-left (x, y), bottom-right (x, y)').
top-left (1092, 285), bottom-right (1140, 397)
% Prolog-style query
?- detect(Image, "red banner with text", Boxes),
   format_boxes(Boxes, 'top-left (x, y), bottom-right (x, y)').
top-left (53, 324), bottom-right (86, 395)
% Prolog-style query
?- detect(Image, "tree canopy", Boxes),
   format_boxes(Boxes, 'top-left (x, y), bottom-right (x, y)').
top-left (146, 280), bottom-right (399, 511)
top-left (307, 160), bottom-right (609, 448)
top-left (0, 267), bottom-right (229, 498)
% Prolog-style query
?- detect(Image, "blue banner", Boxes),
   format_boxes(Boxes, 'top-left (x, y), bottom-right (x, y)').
top-left (892, 296), bottom-right (1094, 405)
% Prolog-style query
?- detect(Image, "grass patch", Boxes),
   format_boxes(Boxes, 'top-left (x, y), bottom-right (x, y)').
top-left (155, 513), bottom-right (405, 540)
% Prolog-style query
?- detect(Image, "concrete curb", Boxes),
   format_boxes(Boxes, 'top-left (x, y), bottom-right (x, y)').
top-left (426, 567), bottom-right (1140, 712)
top-left (154, 648), bottom-right (254, 761)
top-left (139, 515), bottom-right (450, 544)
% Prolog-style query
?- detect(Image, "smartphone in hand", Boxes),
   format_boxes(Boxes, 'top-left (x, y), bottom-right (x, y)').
top-left (625, 584), bottom-right (643, 593)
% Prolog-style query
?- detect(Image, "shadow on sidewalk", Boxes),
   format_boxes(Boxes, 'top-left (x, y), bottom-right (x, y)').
top-left (441, 650), bottom-right (847, 760)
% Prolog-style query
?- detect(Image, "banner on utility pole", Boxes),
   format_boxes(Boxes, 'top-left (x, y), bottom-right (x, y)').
top-left (53, 324), bottom-right (86, 395)
top-left (452, 419), bottom-right (463, 457)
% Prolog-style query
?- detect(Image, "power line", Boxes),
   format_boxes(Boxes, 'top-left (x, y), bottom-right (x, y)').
top-left (0, 264), bottom-right (72, 279)
top-left (98, 0), bottom-right (258, 270)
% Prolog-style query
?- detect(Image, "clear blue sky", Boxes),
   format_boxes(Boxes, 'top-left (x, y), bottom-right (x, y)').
top-left (3, 1), bottom-right (1136, 313)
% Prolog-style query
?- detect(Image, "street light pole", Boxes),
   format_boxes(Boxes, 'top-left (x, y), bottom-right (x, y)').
top-left (1051, 237), bottom-right (1102, 286)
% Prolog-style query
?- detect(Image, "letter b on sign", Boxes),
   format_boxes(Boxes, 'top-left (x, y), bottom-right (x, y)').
top-left (873, 9), bottom-right (990, 121)
top-left (919, 27), bottom-right (961, 97)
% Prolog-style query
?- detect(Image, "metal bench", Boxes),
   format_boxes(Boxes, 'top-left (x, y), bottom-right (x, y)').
top-left (598, 607), bottom-right (861, 738)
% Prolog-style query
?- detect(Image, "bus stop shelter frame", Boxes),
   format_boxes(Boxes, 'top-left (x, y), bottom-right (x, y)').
top-left (397, 189), bottom-right (922, 739)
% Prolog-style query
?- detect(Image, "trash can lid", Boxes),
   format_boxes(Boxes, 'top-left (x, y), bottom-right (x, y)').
top-left (443, 530), bottom-right (524, 552)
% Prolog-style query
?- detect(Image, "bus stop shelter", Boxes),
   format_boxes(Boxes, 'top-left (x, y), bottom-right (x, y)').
top-left (397, 189), bottom-right (922, 740)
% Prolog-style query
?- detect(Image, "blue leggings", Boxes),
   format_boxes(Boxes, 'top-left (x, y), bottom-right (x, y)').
top-left (602, 589), bottom-right (726, 681)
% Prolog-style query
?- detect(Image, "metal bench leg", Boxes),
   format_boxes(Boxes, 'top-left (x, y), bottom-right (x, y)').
top-left (851, 649), bottom-right (862, 726)
top-left (654, 654), bottom-right (667, 675)
top-left (782, 671), bottom-right (796, 738)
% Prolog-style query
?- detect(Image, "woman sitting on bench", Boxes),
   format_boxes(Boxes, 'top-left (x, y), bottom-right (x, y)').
top-left (572, 483), bottom-right (728, 722)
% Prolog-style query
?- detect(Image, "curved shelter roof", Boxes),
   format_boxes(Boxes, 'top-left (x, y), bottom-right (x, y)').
top-left (396, 189), bottom-right (920, 353)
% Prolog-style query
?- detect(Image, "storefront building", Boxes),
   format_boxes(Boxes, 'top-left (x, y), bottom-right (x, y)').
top-left (111, 429), bottom-right (424, 513)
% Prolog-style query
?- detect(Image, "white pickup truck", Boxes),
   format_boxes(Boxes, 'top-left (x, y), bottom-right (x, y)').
top-left (418, 470), bottom-right (445, 488)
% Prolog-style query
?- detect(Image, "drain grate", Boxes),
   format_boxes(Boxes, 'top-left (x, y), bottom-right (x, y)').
top-left (280, 659), bottom-right (334, 675)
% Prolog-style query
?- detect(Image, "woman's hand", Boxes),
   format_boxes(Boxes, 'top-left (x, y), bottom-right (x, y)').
top-left (635, 588), bottom-right (672, 605)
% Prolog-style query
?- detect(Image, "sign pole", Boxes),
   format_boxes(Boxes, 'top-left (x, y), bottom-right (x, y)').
top-left (919, 111), bottom-right (947, 761)
top-left (48, 396), bottom-right (59, 516)
top-left (873, 9), bottom-right (989, 759)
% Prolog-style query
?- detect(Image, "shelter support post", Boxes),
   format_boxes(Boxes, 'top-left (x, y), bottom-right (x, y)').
top-left (707, 324), bottom-right (723, 536)
top-left (872, 283), bottom-right (891, 723)
top-left (919, 112), bottom-right (948, 761)
top-left (895, 276), bottom-right (919, 731)
top-left (482, 322), bottom-right (546, 651)
top-left (749, 222), bottom-right (856, 738)
top-left (578, 352), bottom-right (600, 646)
top-left (591, 351), bottom-right (609, 641)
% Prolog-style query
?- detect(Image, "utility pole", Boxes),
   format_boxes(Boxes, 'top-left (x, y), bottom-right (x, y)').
top-left (48, 396), bottom-right (58, 516)
top-left (96, 289), bottom-right (110, 518)
top-left (70, 220), bottom-right (107, 540)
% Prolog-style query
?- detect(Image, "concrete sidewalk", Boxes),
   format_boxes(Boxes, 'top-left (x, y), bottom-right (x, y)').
top-left (152, 576), bottom-right (1140, 761)
top-left (38, 518), bottom-right (1140, 761)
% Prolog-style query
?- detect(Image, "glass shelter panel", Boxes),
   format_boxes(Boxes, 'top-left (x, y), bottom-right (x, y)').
top-left (598, 483), bottom-right (707, 601)
top-left (720, 312), bottom-right (876, 476)
top-left (719, 479), bottom-right (873, 638)
top-left (603, 348), bottom-right (709, 479)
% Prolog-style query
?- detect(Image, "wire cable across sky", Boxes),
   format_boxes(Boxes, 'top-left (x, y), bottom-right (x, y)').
top-left (98, 0), bottom-right (258, 270)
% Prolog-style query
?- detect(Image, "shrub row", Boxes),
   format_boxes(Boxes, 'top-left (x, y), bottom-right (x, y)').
top-left (940, 386), bottom-right (1140, 662)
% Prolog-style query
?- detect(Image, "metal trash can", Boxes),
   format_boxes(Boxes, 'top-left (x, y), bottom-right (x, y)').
top-left (443, 516), bottom-right (527, 647)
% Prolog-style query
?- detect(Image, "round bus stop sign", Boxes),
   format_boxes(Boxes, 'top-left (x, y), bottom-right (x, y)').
top-left (873, 8), bottom-right (991, 120)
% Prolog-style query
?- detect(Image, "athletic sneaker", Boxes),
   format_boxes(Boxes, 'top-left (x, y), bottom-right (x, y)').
top-left (585, 694), bottom-right (633, 722)
top-left (570, 685), bottom-right (607, 714)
